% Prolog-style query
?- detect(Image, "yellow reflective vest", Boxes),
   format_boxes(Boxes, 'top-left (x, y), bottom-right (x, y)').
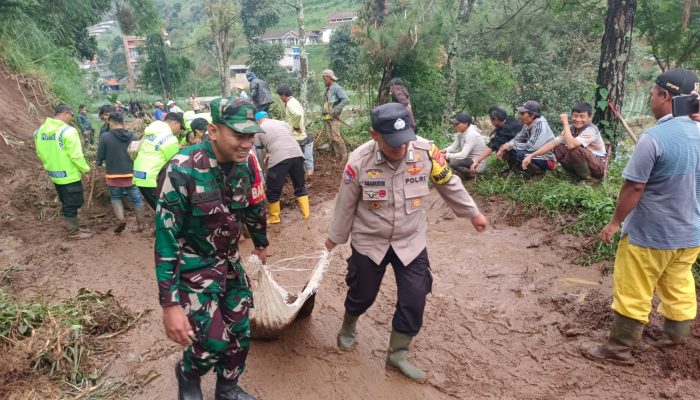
top-left (132, 120), bottom-right (179, 188)
top-left (34, 117), bottom-right (90, 185)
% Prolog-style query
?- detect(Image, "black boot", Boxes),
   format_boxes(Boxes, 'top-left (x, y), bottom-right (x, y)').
top-left (175, 362), bottom-right (203, 400)
top-left (215, 376), bottom-right (256, 400)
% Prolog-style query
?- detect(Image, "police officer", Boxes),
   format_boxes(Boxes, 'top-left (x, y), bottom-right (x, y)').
top-left (133, 112), bottom-right (183, 210)
top-left (325, 103), bottom-right (488, 383)
top-left (34, 104), bottom-right (94, 239)
top-left (156, 98), bottom-right (268, 400)
top-left (254, 111), bottom-right (309, 224)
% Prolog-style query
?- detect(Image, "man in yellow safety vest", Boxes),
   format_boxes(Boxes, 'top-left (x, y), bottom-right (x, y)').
top-left (34, 104), bottom-right (94, 239)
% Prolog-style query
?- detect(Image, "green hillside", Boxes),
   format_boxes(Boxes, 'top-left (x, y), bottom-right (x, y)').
top-left (275, 0), bottom-right (361, 30)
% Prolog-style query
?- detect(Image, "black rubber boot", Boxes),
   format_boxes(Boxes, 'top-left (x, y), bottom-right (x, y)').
top-left (215, 376), bottom-right (256, 400)
top-left (175, 362), bottom-right (203, 400)
top-left (650, 318), bottom-right (692, 348)
top-left (582, 312), bottom-right (644, 365)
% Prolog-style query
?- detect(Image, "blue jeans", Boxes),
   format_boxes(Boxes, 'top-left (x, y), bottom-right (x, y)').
top-left (510, 150), bottom-right (553, 171)
top-left (108, 185), bottom-right (144, 207)
top-left (302, 142), bottom-right (314, 172)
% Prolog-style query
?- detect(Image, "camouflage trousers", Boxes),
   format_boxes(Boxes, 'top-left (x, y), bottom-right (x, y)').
top-left (180, 261), bottom-right (253, 382)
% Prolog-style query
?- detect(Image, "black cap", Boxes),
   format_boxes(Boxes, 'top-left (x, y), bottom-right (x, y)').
top-left (655, 68), bottom-right (698, 96)
top-left (370, 103), bottom-right (416, 147)
top-left (516, 100), bottom-right (541, 114)
top-left (450, 112), bottom-right (473, 124)
top-left (164, 111), bottom-right (185, 127)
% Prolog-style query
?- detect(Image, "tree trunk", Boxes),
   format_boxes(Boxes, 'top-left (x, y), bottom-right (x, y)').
top-left (593, 0), bottom-right (636, 152)
top-left (295, 0), bottom-right (308, 107)
top-left (377, 60), bottom-right (395, 106)
top-left (205, 0), bottom-right (236, 97)
top-left (442, 0), bottom-right (475, 125)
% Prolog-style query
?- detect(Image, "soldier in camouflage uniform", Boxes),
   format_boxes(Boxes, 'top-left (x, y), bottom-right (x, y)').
top-left (155, 98), bottom-right (268, 400)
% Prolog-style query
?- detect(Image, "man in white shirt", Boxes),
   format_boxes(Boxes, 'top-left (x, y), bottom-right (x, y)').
top-left (441, 112), bottom-right (487, 179)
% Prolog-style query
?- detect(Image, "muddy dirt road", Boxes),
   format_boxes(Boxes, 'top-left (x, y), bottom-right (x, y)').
top-left (3, 184), bottom-right (699, 399)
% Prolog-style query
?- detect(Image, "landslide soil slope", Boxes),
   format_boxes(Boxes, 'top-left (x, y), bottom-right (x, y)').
top-left (0, 72), bottom-right (699, 399)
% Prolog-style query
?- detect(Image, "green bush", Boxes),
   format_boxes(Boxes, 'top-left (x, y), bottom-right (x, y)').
top-left (0, 13), bottom-right (91, 106)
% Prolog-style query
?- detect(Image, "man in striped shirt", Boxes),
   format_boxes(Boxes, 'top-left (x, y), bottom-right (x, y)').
top-left (584, 68), bottom-right (700, 365)
top-left (496, 100), bottom-right (556, 174)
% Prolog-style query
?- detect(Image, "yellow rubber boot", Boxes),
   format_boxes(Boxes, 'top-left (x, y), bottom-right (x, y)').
top-left (296, 195), bottom-right (310, 219)
top-left (267, 201), bottom-right (281, 224)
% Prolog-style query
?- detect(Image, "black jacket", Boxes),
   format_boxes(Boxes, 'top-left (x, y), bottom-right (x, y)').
top-left (96, 128), bottom-right (135, 175)
top-left (487, 116), bottom-right (522, 151)
top-left (250, 78), bottom-right (273, 107)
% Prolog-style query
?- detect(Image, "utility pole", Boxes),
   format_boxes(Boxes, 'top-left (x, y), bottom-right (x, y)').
top-left (286, 0), bottom-right (308, 106)
top-left (296, 0), bottom-right (308, 107)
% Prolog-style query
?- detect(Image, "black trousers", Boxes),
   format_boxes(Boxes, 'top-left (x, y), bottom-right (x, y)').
top-left (140, 186), bottom-right (157, 210)
top-left (344, 246), bottom-right (433, 336)
top-left (266, 157), bottom-right (307, 202)
top-left (448, 158), bottom-right (474, 169)
top-left (54, 181), bottom-right (84, 217)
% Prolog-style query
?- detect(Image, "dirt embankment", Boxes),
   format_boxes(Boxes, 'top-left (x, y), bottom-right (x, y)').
top-left (0, 67), bottom-right (699, 399)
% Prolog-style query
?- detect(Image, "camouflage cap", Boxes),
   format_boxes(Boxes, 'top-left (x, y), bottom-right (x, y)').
top-left (210, 97), bottom-right (264, 134)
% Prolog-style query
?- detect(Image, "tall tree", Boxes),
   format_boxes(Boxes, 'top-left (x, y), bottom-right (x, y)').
top-left (204, 0), bottom-right (239, 96)
top-left (637, 0), bottom-right (700, 71)
top-left (442, 0), bottom-right (475, 125)
top-left (115, 0), bottom-right (161, 90)
top-left (238, 0), bottom-right (281, 42)
top-left (593, 0), bottom-right (636, 150)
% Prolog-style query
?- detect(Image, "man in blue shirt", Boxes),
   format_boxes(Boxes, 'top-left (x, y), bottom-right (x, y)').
top-left (584, 68), bottom-right (700, 365)
top-left (153, 101), bottom-right (165, 121)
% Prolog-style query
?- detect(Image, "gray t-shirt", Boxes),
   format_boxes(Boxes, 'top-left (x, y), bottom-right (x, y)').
top-left (256, 119), bottom-right (304, 168)
top-left (621, 115), bottom-right (700, 249)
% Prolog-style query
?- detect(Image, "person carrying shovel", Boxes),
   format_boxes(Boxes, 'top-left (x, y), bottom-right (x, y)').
top-left (320, 69), bottom-right (350, 161)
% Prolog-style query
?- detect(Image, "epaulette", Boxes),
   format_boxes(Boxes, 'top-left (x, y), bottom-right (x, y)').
top-left (412, 139), bottom-right (433, 151)
top-left (349, 140), bottom-right (376, 162)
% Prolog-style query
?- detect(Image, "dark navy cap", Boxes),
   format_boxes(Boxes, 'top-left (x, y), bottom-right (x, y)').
top-left (656, 68), bottom-right (698, 96)
top-left (450, 112), bottom-right (473, 124)
top-left (370, 103), bottom-right (416, 148)
top-left (516, 100), bottom-right (541, 114)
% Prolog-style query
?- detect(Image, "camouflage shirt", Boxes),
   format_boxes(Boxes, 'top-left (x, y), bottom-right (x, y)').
top-left (155, 140), bottom-right (268, 307)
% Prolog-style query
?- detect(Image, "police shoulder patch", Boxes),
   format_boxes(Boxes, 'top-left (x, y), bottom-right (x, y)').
top-left (343, 165), bottom-right (357, 184)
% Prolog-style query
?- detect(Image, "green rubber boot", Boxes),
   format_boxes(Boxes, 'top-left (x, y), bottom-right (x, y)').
top-left (570, 163), bottom-right (593, 181)
top-left (337, 312), bottom-right (359, 351)
top-left (111, 199), bottom-right (127, 233)
top-left (386, 330), bottom-right (428, 383)
top-left (63, 216), bottom-right (94, 239)
top-left (582, 312), bottom-right (644, 365)
top-left (651, 318), bottom-right (692, 348)
top-left (134, 205), bottom-right (147, 232)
